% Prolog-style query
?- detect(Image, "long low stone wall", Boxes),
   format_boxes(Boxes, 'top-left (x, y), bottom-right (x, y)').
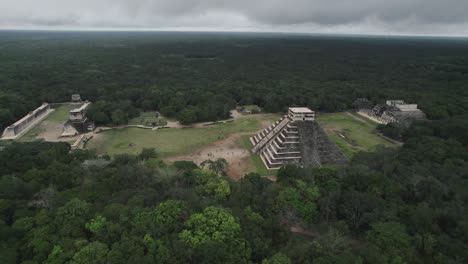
top-left (1, 103), bottom-right (54, 140)
top-left (71, 134), bottom-right (89, 150)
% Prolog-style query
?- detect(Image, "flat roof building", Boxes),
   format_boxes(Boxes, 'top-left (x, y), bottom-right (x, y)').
top-left (288, 107), bottom-right (315, 121)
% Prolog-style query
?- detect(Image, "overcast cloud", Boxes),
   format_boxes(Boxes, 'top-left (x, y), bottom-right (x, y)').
top-left (1, 0), bottom-right (468, 35)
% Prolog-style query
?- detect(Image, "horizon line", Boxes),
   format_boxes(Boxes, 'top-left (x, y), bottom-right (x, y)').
top-left (1, 27), bottom-right (468, 39)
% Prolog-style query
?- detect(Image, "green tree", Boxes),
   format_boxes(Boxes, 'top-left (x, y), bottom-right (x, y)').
top-left (193, 169), bottom-right (231, 201)
top-left (138, 148), bottom-right (158, 160)
top-left (153, 199), bottom-right (188, 235)
top-left (277, 180), bottom-right (320, 223)
top-left (177, 107), bottom-right (198, 124)
top-left (111, 109), bottom-right (128, 125)
top-left (366, 222), bottom-right (411, 262)
top-left (85, 215), bottom-right (107, 235)
top-left (179, 206), bottom-right (241, 248)
top-left (44, 245), bottom-right (68, 264)
top-left (55, 198), bottom-right (91, 237)
top-left (142, 234), bottom-right (171, 263)
top-left (200, 158), bottom-right (228, 176)
top-left (91, 111), bottom-right (109, 124)
top-left (262, 253), bottom-right (292, 264)
top-left (71, 242), bottom-right (109, 264)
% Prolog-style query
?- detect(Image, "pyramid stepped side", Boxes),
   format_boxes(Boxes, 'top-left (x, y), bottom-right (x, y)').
top-left (314, 124), bottom-right (348, 165)
top-left (251, 116), bottom-right (290, 154)
top-left (296, 122), bottom-right (321, 167)
top-left (250, 117), bottom-right (285, 146)
top-left (259, 121), bottom-right (303, 169)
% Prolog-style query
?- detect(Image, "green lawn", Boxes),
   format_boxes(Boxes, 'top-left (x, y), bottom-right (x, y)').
top-left (86, 114), bottom-right (279, 157)
top-left (47, 104), bottom-right (73, 122)
top-left (316, 112), bottom-right (394, 157)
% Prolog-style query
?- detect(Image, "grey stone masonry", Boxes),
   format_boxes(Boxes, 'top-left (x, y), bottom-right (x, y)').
top-left (251, 107), bottom-right (346, 169)
top-left (1, 103), bottom-right (53, 140)
top-left (353, 98), bottom-right (426, 126)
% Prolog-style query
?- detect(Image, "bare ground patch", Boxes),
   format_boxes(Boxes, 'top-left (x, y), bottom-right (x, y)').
top-left (34, 120), bottom-right (78, 142)
top-left (164, 132), bottom-right (254, 180)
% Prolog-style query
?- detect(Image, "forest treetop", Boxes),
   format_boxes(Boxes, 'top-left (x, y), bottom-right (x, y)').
top-left (1, 31), bottom-right (467, 128)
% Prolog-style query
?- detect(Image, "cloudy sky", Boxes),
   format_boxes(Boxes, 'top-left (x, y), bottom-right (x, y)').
top-left (1, 0), bottom-right (468, 36)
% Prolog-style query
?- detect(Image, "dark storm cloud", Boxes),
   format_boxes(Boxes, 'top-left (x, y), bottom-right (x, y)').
top-left (1, 0), bottom-right (468, 35)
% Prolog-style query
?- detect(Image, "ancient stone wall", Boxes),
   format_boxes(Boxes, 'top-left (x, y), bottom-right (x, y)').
top-left (1, 103), bottom-right (51, 139)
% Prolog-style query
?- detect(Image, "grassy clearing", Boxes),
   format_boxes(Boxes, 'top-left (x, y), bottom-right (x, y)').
top-left (241, 135), bottom-right (275, 176)
top-left (47, 104), bottom-right (73, 122)
top-left (316, 112), bottom-right (394, 157)
top-left (86, 114), bottom-right (279, 157)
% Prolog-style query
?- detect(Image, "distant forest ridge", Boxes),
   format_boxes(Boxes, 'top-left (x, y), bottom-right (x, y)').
top-left (0, 31), bottom-right (467, 128)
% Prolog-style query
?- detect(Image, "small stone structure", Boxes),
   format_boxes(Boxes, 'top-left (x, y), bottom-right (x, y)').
top-left (1, 103), bottom-right (54, 140)
top-left (250, 107), bottom-right (346, 169)
top-left (71, 94), bottom-right (82, 103)
top-left (70, 134), bottom-right (89, 150)
top-left (61, 101), bottom-right (95, 137)
top-left (353, 98), bottom-right (425, 126)
top-left (352, 98), bottom-right (374, 112)
top-left (238, 105), bottom-right (262, 115)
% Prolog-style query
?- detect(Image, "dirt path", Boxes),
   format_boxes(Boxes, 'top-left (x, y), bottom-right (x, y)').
top-left (164, 132), bottom-right (254, 180)
top-left (290, 226), bottom-right (320, 237)
top-left (163, 110), bottom-right (275, 129)
top-left (356, 111), bottom-right (386, 124)
top-left (345, 112), bottom-right (367, 124)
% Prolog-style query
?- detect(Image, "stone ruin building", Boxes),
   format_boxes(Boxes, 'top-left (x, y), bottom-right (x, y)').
top-left (352, 98), bottom-right (374, 113)
top-left (250, 107), bottom-right (347, 169)
top-left (1, 103), bottom-right (53, 140)
top-left (353, 98), bottom-right (425, 126)
top-left (61, 101), bottom-right (95, 137)
top-left (71, 94), bottom-right (82, 103)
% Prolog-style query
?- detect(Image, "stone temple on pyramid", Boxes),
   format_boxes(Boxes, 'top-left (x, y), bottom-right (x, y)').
top-left (250, 107), bottom-right (347, 169)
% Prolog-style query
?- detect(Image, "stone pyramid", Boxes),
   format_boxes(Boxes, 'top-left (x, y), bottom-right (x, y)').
top-left (250, 107), bottom-right (347, 169)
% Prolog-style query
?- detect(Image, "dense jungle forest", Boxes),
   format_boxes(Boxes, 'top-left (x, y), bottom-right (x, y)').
top-left (0, 31), bottom-right (467, 263)
top-left (0, 31), bottom-right (468, 127)
top-left (1, 115), bottom-right (467, 263)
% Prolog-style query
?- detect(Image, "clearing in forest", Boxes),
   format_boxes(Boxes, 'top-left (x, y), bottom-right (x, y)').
top-left (86, 111), bottom-right (394, 178)
top-left (316, 112), bottom-right (395, 157)
top-left (86, 114), bottom-right (279, 158)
